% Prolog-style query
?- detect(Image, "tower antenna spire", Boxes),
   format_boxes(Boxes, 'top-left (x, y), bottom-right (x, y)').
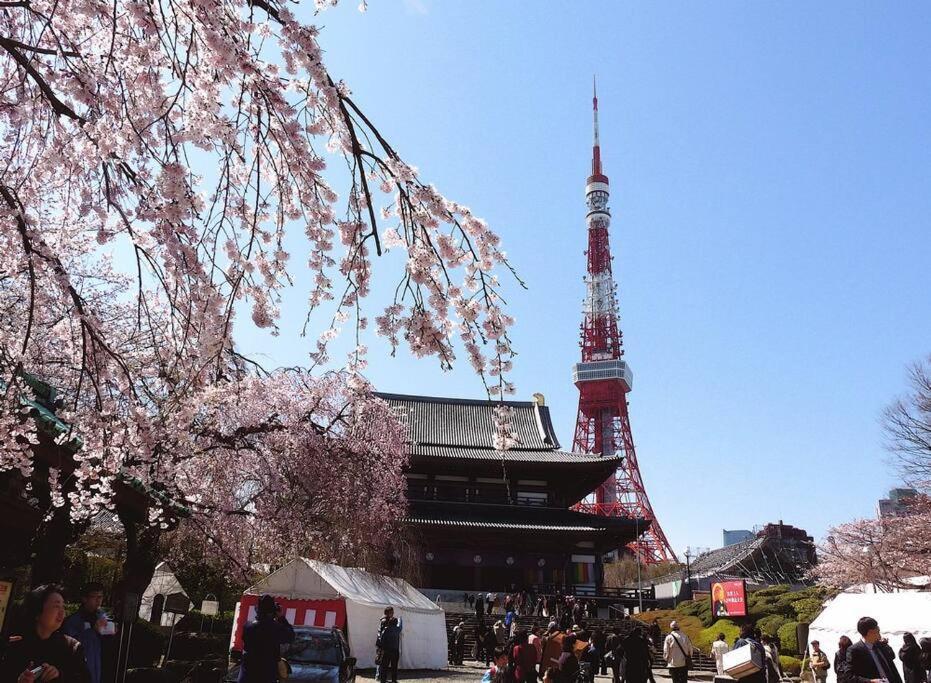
top-left (592, 75), bottom-right (602, 176)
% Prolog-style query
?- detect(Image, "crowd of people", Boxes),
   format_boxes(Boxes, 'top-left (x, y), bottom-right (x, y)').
top-left (464, 592), bottom-right (602, 623)
top-left (456, 614), bottom-right (665, 683)
top-left (701, 616), bottom-right (931, 683)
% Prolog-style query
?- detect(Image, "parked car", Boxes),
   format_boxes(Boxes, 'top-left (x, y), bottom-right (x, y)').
top-left (227, 626), bottom-right (356, 683)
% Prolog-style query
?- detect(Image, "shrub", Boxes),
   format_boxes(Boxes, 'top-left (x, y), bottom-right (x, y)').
top-left (696, 619), bottom-right (740, 651)
top-left (780, 655), bottom-right (803, 675)
top-left (757, 615), bottom-right (788, 637)
top-left (753, 585), bottom-right (791, 599)
top-left (636, 611), bottom-right (703, 646)
top-left (791, 598), bottom-right (824, 624)
top-left (777, 621), bottom-right (801, 656)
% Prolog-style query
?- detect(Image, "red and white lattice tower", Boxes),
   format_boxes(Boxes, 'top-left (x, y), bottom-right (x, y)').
top-left (572, 82), bottom-right (677, 564)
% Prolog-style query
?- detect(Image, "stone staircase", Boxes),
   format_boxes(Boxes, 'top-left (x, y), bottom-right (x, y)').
top-left (441, 611), bottom-right (717, 672)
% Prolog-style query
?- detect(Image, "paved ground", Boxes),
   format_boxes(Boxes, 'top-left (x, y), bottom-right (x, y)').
top-left (356, 663), bottom-right (717, 683)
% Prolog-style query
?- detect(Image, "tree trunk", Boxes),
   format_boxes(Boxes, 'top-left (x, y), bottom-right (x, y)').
top-left (111, 502), bottom-right (162, 623)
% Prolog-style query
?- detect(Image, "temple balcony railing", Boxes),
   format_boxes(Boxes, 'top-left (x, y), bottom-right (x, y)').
top-left (532, 583), bottom-right (656, 602)
top-left (406, 484), bottom-right (551, 507)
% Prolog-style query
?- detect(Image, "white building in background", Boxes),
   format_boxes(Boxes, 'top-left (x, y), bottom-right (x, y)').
top-left (138, 561), bottom-right (192, 626)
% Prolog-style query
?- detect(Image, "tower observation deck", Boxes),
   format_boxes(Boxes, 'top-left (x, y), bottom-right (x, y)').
top-left (571, 82), bottom-right (677, 565)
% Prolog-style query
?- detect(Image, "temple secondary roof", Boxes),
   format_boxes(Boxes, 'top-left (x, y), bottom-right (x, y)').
top-left (407, 501), bottom-right (641, 539)
top-left (376, 392), bottom-right (618, 465)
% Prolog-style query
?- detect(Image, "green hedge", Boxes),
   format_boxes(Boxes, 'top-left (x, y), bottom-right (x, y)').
top-left (778, 621), bottom-right (801, 656)
top-left (696, 619), bottom-right (741, 651)
top-left (757, 615), bottom-right (788, 637)
top-left (780, 655), bottom-right (803, 675)
top-left (791, 598), bottom-right (824, 624)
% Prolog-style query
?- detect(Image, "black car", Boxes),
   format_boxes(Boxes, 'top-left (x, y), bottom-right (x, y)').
top-left (227, 626), bottom-right (357, 683)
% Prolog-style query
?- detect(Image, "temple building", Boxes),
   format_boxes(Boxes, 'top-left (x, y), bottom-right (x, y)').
top-left (377, 392), bottom-right (645, 596)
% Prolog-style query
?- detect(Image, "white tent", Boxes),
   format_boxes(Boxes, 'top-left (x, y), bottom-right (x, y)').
top-left (808, 592), bottom-right (931, 683)
top-left (138, 561), bottom-right (193, 627)
top-left (244, 558), bottom-right (447, 670)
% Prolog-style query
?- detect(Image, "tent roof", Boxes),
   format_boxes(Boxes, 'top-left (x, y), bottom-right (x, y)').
top-left (810, 592), bottom-right (931, 637)
top-left (245, 558), bottom-right (442, 614)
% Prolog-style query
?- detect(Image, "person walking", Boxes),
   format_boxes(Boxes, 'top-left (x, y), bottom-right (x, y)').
top-left (452, 622), bottom-right (466, 666)
top-left (918, 638), bottom-right (931, 683)
top-left (809, 640), bottom-right (831, 683)
top-left (900, 634), bottom-right (924, 683)
top-left (239, 594), bottom-right (295, 683)
top-left (529, 626), bottom-right (543, 676)
top-left (557, 636), bottom-right (580, 683)
top-left (476, 593), bottom-right (486, 619)
top-left (494, 620), bottom-right (507, 646)
top-left (512, 630), bottom-right (539, 683)
top-left (842, 617), bottom-right (902, 683)
top-left (835, 636), bottom-right (854, 680)
top-left (711, 633), bottom-right (730, 677)
top-left (483, 626), bottom-right (500, 668)
top-left (605, 630), bottom-right (625, 683)
top-left (663, 621), bottom-right (694, 683)
top-left (592, 628), bottom-right (607, 676)
top-left (376, 608), bottom-right (402, 683)
top-left (761, 634), bottom-right (782, 680)
top-left (482, 647), bottom-right (511, 683)
top-left (0, 585), bottom-right (91, 683)
top-left (734, 624), bottom-right (767, 683)
top-left (62, 582), bottom-right (112, 683)
top-left (625, 627), bottom-right (652, 683)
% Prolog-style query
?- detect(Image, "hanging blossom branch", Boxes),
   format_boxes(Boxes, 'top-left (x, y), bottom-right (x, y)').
top-left (0, 0), bottom-right (520, 554)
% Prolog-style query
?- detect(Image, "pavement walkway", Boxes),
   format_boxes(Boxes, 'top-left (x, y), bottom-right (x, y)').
top-left (356, 664), bottom-right (718, 683)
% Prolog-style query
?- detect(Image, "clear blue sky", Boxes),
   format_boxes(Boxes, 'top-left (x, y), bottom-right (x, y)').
top-left (235, 1), bottom-right (931, 555)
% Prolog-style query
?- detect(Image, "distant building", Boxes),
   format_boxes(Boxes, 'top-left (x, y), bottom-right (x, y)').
top-left (652, 520), bottom-right (817, 606)
top-left (877, 488), bottom-right (919, 519)
top-left (723, 529), bottom-right (754, 547)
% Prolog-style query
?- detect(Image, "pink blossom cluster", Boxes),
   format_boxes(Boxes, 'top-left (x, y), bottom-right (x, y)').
top-left (814, 492), bottom-right (931, 591)
top-left (0, 0), bottom-right (518, 554)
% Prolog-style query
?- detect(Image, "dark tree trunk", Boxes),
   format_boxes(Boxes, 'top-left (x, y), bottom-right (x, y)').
top-left (111, 501), bottom-right (162, 623)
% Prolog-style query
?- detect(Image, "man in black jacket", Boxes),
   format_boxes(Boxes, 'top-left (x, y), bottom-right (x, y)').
top-left (842, 617), bottom-right (903, 683)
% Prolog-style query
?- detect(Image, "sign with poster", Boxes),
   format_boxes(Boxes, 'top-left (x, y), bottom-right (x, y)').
top-left (0, 580), bottom-right (13, 631)
top-left (711, 580), bottom-right (747, 617)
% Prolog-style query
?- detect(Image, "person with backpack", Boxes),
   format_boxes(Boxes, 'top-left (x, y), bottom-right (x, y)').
top-left (512, 630), bottom-right (538, 683)
top-left (734, 623), bottom-right (767, 683)
top-left (663, 621), bottom-right (694, 683)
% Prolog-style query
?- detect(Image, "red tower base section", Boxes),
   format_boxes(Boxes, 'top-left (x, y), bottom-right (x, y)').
top-left (573, 378), bottom-right (677, 565)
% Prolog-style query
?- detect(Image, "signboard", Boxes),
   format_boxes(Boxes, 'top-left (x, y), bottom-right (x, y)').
top-left (711, 580), bottom-right (747, 618)
top-left (0, 580), bottom-right (13, 631)
top-left (201, 600), bottom-right (219, 616)
top-left (164, 592), bottom-right (191, 615)
top-left (231, 596), bottom-right (346, 652)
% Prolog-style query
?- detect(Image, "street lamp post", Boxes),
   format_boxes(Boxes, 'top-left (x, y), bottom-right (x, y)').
top-left (684, 547), bottom-right (693, 601)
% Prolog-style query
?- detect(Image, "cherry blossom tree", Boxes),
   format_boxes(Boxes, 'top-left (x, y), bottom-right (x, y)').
top-left (0, 0), bottom-right (518, 584)
top-left (815, 356), bottom-right (931, 591)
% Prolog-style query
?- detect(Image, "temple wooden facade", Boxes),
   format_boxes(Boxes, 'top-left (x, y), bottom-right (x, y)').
top-left (378, 392), bottom-right (643, 594)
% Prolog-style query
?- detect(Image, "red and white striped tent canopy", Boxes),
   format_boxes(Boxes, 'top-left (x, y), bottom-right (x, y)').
top-left (232, 558), bottom-right (447, 670)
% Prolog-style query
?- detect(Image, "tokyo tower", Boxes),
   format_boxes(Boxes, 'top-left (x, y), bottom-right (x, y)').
top-left (572, 82), bottom-right (677, 564)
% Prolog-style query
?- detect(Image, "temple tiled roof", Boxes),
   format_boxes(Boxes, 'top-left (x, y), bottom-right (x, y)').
top-left (376, 392), bottom-right (618, 466)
